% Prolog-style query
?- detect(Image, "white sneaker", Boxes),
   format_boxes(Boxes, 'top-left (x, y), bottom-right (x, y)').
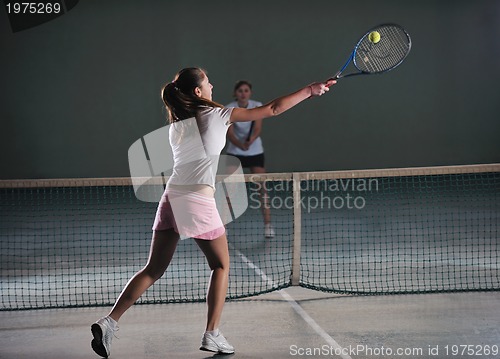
top-left (265, 224), bottom-right (275, 238)
top-left (200, 331), bottom-right (235, 354)
top-left (91, 316), bottom-right (118, 358)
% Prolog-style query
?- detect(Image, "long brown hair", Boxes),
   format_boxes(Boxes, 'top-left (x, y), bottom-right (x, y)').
top-left (161, 67), bottom-right (223, 123)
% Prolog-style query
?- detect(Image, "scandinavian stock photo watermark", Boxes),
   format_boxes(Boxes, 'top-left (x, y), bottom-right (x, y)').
top-left (128, 121), bottom-right (380, 230)
top-left (248, 175), bottom-right (379, 213)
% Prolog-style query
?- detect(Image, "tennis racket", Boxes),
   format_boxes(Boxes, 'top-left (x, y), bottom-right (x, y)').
top-left (329, 23), bottom-right (411, 82)
top-left (246, 122), bottom-right (254, 142)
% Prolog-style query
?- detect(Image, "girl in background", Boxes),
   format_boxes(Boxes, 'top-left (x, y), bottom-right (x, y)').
top-left (226, 81), bottom-right (274, 237)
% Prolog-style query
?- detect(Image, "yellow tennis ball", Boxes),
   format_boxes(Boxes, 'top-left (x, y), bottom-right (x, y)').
top-left (369, 31), bottom-right (381, 44)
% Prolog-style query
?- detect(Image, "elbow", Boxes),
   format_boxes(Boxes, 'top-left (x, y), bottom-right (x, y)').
top-left (270, 104), bottom-right (282, 117)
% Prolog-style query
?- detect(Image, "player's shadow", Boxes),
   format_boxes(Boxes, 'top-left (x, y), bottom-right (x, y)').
top-left (201, 353), bottom-right (235, 358)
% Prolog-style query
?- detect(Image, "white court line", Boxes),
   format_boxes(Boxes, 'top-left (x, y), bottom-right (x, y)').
top-left (231, 245), bottom-right (352, 359)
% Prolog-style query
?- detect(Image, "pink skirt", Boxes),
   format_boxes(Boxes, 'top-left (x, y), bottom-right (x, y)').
top-left (152, 188), bottom-right (225, 240)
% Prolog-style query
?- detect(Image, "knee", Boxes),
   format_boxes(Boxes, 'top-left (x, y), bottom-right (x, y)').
top-left (209, 259), bottom-right (230, 272)
top-left (143, 265), bottom-right (166, 281)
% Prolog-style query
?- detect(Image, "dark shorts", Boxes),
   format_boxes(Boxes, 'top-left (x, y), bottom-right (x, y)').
top-left (230, 153), bottom-right (265, 168)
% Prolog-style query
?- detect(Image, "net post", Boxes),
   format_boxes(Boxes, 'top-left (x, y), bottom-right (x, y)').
top-left (291, 172), bottom-right (302, 286)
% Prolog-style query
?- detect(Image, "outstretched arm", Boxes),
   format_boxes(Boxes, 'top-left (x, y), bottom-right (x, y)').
top-left (229, 79), bottom-right (336, 123)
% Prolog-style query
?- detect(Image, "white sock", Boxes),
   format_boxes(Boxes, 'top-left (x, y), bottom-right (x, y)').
top-left (206, 328), bottom-right (219, 336)
top-left (106, 316), bottom-right (118, 329)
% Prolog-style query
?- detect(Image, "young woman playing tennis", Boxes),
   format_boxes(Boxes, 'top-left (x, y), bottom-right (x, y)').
top-left (91, 67), bottom-right (335, 357)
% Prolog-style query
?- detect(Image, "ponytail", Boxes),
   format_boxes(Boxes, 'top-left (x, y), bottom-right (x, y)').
top-left (161, 68), bottom-right (224, 124)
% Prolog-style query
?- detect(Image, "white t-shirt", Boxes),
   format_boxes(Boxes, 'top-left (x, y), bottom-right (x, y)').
top-left (167, 107), bottom-right (233, 189)
top-left (225, 100), bottom-right (264, 156)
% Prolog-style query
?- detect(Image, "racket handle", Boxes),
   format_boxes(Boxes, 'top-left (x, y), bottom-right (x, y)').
top-left (326, 73), bottom-right (341, 87)
top-left (246, 121), bottom-right (254, 141)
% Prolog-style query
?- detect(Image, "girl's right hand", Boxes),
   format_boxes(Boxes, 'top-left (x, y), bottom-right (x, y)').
top-left (309, 79), bottom-right (337, 96)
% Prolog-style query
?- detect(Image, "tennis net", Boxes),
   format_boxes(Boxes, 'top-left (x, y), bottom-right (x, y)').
top-left (1, 164), bottom-right (499, 310)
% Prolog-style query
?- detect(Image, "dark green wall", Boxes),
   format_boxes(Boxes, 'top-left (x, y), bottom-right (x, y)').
top-left (1, 0), bottom-right (499, 179)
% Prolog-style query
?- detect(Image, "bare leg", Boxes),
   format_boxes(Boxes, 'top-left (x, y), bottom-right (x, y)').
top-left (195, 234), bottom-right (230, 331)
top-left (108, 229), bottom-right (180, 321)
top-left (250, 166), bottom-right (271, 225)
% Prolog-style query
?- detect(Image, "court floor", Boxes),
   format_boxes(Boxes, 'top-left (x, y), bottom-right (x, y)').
top-left (1, 286), bottom-right (499, 359)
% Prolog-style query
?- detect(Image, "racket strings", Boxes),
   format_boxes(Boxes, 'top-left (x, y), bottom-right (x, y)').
top-left (354, 25), bottom-right (410, 74)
